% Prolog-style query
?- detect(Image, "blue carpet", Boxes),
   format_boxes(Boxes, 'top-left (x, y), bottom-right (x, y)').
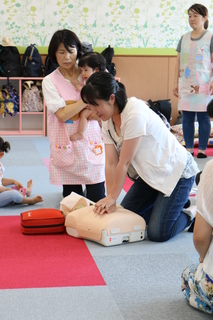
top-left (0, 136), bottom-right (62, 215)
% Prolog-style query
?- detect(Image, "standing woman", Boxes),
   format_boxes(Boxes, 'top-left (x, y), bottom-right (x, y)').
top-left (42, 29), bottom-right (105, 201)
top-left (173, 3), bottom-right (213, 158)
top-left (81, 72), bottom-right (199, 242)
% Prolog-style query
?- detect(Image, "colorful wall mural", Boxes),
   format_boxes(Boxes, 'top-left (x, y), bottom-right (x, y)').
top-left (0, 0), bottom-right (212, 54)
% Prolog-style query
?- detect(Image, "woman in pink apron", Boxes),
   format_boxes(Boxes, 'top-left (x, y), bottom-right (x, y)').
top-left (173, 4), bottom-right (213, 158)
top-left (42, 29), bottom-right (105, 201)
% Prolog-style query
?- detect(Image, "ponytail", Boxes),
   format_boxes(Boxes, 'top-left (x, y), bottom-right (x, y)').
top-left (81, 72), bottom-right (127, 113)
top-left (0, 137), bottom-right (11, 153)
top-left (204, 19), bottom-right (209, 30)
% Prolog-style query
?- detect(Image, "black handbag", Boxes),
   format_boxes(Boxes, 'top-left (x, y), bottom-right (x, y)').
top-left (147, 99), bottom-right (171, 123)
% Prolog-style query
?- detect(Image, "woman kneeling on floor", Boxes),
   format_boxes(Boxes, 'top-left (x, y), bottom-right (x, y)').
top-left (81, 72), bottom-right (200, 242)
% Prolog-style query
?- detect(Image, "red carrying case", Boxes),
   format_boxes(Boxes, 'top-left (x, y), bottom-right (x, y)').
top-left (20, 208), bottom-right (65, 234)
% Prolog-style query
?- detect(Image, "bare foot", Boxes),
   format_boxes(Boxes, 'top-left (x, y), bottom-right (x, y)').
top-left (21, 195), bottom-right (43, 205)
top-left (70, 132), bottom-right (84, 141)
top-left (26, 179), bottom-right (33, 197)
top-left (29, 195), bottom-right (43, 205)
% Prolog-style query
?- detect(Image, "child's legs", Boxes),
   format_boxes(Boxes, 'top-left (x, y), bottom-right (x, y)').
top-left (70, 109), bottom-right (92, 141)
top-left (182, 264), bottom-right (213, 315)
top-left (78, 109), bottom-right (92, 134)
top-left (0, 190), bottom-right (23, 207)
top-left (78, 116), bottom-right (88, 135)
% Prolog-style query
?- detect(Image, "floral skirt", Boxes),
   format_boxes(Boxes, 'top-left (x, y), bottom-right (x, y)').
top-left (181, 263), bottom-right (213, 315)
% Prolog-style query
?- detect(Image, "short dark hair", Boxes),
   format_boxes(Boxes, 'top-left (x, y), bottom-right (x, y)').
top-left (81, 72), bottom-right (127, 113)
top-left (0, 137), bottom-right (10, 153)
top-left (78, 52), bottom-right (106, 71)
top-left (188, 3), bottom-right (208, 29)
top-left (48, 29), bottom-right (82, 65)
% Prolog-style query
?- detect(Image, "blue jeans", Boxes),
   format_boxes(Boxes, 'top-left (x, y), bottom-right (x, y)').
top-left (182, 111), bottom-right (211, 150)
top-left (0, 190), bottom-right (23, 207)
top-left (121, 176), bottom-right (195, 242)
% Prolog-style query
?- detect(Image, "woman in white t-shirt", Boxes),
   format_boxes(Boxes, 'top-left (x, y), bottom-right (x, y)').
top-left (182, 159), bottom-right (213, 315)
top-left (81, 72), bottom-right (199, 242)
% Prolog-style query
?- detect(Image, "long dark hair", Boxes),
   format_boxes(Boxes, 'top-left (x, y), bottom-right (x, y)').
top-left (48, 29), bottom-right (82, 65)
top-left (81, 72), bottom-right (127, 113)
top-left (0, 137), bottom-right (10, 153)
top-left (188, 3), bottom-right (209, 29)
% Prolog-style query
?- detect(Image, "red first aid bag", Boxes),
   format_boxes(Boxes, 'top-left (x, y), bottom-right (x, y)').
top-left (20, 208), bottom-right (65, 235)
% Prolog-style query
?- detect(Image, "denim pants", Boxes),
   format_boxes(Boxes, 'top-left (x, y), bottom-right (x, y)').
top-left (182, 111), bottom-right (211, 150)
top-left (121, 175), bottom-right (195, 242)
top-left (0, 190), bottom-right (23, 207)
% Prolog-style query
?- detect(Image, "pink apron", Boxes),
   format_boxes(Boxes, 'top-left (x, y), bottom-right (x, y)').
top-left (48, 69), bottom-right (105, 185)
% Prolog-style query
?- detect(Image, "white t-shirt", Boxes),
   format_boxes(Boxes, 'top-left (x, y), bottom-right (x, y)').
top-left (197, 159), bottom-right (213, 280)
top-left (102, 97), bottom-right (199, 196)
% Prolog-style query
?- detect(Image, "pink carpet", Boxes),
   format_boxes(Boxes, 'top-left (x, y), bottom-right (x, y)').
top-left (193, 147), bottom-right (213, 157)
top-left (0, 216), bottom-right (106, 289)
top-left (43, 157), bottom-right (49, 170)
top-left (123, 177), bottom-right (133, 192)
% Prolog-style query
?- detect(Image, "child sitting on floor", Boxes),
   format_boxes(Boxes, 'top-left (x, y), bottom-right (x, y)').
top-left (181, 159), bottom-right (213, 315)
top-left (70, 52), bottom-right (106, 141)
top-left (0, 137), bottom-right (43, 207)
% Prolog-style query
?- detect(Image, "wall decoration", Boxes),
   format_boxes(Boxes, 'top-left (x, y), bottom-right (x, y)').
top-left (0, 0), bottom-right (212, 55)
